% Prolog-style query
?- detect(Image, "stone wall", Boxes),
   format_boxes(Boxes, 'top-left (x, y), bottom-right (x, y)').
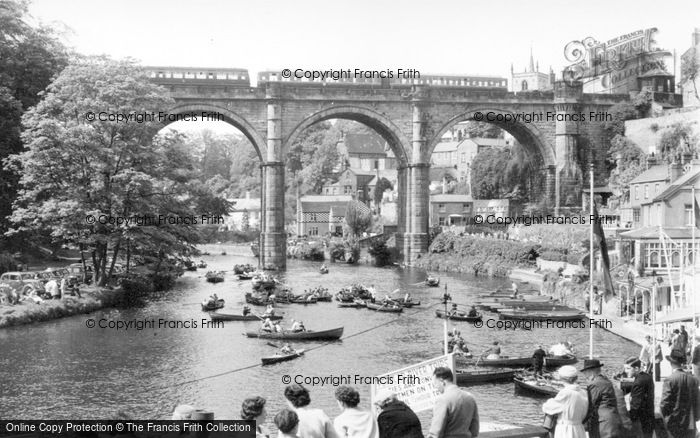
top-left (624, 107), bottom-right (700, 154)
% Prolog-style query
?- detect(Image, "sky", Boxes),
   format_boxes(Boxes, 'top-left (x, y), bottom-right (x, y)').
top-left (28, 0), bottom-right (700, 86)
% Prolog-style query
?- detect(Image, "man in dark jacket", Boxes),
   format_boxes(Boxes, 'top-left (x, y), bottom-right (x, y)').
top-left (660, 350), bottom-right (700, 438)
top-left (622, 356), bottom-right (654, 438)
top-left (580, 359), bottom-right (622, 438)
top-left (374, 389), bottom-right (423, 438)
top-left (532, 345), bottom-right (546, 376)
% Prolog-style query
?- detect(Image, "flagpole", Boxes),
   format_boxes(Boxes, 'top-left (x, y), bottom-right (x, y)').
top-left (693, 185), bottom-right (697, 353)
top-left (589, 164), bottom-right (595, 359)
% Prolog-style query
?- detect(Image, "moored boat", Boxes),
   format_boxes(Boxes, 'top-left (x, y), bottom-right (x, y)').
top-left (245, 293), bottom-right (271, 306)
top-left (205, 271), bottom-right (225, 283)
top-left (262, 349), bottom-right (306, 365)
top-left (338, 301), bottom-right (364, 308)
top-left (201, 298), bottom-right (225, 311)
top-left (210, 312), bottom-right (283, 321)
top-left (456, 368), bottom-right (516, 385)
top-left (498, 311), bottom-right (586, 322)
top-left (290, 295), bottom-right (318, 304)
top-left (513, 372), bottom-right (572, 397)
top-left (196, 261), bottom-right (207, 269)
top-left (244, 327), bottom-right (344, 340)
top-left (435, 309), bottom-right (482, 322)
top-left (425, 277), bottom-right (440, 287)
top-left (252, 274), bottom-right (278, 289)
top-left (366, 302), bottom-right (403, 313)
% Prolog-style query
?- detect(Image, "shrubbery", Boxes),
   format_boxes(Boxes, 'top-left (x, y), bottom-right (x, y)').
top-left (418, 232), bottom-right (539, 276)
top-left (368, 238), bottom-right (392, 267)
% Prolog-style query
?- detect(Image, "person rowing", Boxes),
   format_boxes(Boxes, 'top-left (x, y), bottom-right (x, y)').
top-left (290, 320), bottom-right (306, 333)
top-left (208, 294), bottom-right (219, 306)
top-left (467, 305), bottom-right (478, 317)
top-left (448, 303), bottom-right (464, 317)
top-left (242, 305), bottom-right (251, 316)
top-left (280, 343), bottom-right (294, 355)
top-left (261, 318), bottom-right (274, 332)
top-left (263, 303), bottom-right (275, 317)
top-left (484, 341), bottom-right (502, 360)
top-left (273, 322), bottom-right (283, 333)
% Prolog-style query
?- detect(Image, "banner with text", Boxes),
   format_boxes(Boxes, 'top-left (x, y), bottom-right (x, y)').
top-left (370, 353), bottom-right (455, 414)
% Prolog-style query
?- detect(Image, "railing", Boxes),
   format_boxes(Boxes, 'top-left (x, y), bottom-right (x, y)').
top-left (480, 426), bottom-right (549, 438)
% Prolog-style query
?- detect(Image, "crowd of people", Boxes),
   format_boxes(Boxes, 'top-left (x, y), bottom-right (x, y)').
top-left (165, 349), bottom-right (700, 438)
top-left (542, 350), bottom-right (700, 438)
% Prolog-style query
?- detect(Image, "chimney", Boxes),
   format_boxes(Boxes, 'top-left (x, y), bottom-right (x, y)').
top-left (669, 161), bottom-right (683, 182)
top-left (646, 153), bottom-right (657, 169)
top-left (693, 28), bottom-right (700, 47)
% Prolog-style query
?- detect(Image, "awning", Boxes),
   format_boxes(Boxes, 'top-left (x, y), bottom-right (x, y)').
top-left (448, 214), bottom-right (464, 218)
top-left (654, 308), bottom-right (700, 324)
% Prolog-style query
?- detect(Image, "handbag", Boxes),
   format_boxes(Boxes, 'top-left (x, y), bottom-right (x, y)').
top-left (542, 413), bottom-right (558, 431)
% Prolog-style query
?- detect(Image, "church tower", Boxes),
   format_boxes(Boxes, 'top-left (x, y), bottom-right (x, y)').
top-left (511, 46), bottom-right (554, 92)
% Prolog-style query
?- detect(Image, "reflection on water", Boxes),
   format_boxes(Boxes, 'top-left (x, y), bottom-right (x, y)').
top-left (0, 244), bottom-right (638, 427)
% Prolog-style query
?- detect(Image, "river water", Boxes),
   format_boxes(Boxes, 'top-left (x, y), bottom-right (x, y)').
top-left (0, 244), bottom-right (638, 428)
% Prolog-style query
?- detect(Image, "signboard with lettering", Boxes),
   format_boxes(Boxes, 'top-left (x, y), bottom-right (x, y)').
top-left (370, 353), bottom-right (455, 414)
top-left (562, 28), bottom-right (670, 92)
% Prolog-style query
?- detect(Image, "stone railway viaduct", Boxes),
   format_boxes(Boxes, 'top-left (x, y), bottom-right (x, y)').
top-left (149, 69), bottom-right (630, 269)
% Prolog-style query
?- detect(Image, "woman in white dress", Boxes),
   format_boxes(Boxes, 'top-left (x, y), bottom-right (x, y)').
top-left (542, 365), bottom-right (589, 438)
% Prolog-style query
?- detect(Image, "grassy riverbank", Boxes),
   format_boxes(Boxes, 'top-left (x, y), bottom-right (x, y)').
top-left (414, 232), bottom-right (538, 277)
top-left (0, 286), bottom-right (126, 329)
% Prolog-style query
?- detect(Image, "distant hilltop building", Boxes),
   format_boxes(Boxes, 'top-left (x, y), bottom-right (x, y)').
top-left (510, 47), bottom-right (555, 92)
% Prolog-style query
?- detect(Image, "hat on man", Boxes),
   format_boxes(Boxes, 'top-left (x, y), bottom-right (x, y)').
top-left (558, 365), bottom-right (578, 379)
top-left (666, 349), bottom-right (687, 365)
top-left (580, 358), bottom-right (604, 372)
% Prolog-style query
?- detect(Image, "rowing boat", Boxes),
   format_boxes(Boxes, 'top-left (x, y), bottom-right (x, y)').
top-left (456, 368), bottom-right (516, 385)
top-left (210, 312), bottom-right (283, 321)
top-left (245, 327), bottom-right (344, 341)
top-left (366, 302), bottom-right (403, 313)
top-left (425, 277), bottom-right (440, 287)
top-left (201, 299), bottom-right (225, 311)
top-left (261, 349), bottom-right (306, 365)
top-left (513, 374), bottom-right (564, 397)
top-left (458, 354), bottom-right (578, 368)
top-left (435, 309), bottom-right (482, 322)
top-left (338, 302), bottom-right (365, 308)
top-left (498, 311), bottom-right (586, 322)
top-left (290, 296), bottom-right (318, 304)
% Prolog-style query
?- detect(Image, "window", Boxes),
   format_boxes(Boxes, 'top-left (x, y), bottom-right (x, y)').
top-left (655, 183), bottom-right (660, 194)
top-left (438, 204), bottom-right (446, 213)
top-left (309, 226), bottom-right (319, 236)
top-left (308, 213), bottom-right (317, 222)
top-left (461, 153), bottom-right (466, 163)
top-left (438, 217), bottom-right (445, 226)
top-left (685, 204), bottom-right (693, 225)
top-left (521, 80), bottom-right (528, 91)
top-left (633, 209), bottom-right (640, 223)
top-left (634, 186), bottom-right (639, 200)
top-left (463, 203), bottom-right (470, 212)
top-left (344, 185), bottom-right (352, 194)
top-left (644, 185), bottom-right (649, 199)
top-left (374, 160), bottom-right (379, 170)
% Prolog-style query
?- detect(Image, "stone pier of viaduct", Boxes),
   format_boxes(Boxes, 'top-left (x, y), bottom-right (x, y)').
top-left (151, 72), bottom-right (630, 269)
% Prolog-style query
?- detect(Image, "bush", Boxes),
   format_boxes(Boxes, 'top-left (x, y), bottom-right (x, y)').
top-left (417, 232), bottom-right (539, 277)
top-left (330, 242), bottom-right (346, 261)
top-left (0, 252), bottom-right (19, 275)
top-left (368, 238), bottom-right (392, 267)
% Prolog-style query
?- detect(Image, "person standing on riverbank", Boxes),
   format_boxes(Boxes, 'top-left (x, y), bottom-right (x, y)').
top-left (580, 359), bottom-right (622, 438)
top-left (333, 386), bottom-right (378, 438)
top-left (691, 335), bottom-right (700, 379)
top-left (283, 384), bottom-right (339, 438)
top-left (542, 365), bottom-right (588, 438)
top-left (622, 357), bottom-right (654, 438)
top-left (428, 367), bottom-right (479, 438)
top-left (374, 389), bottom-right (423, 438)
top-left (660, 351), bottom-right (700, 438)
top-left (241, 396), bottom-right (269, 438)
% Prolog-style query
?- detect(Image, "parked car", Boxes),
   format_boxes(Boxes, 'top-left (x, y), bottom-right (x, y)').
top-left (68, 263), bottom-right (93, 284)
top-left (44, 267), bottom-right (80, 287)
top-left (0, 272), bottom-right (47, 295)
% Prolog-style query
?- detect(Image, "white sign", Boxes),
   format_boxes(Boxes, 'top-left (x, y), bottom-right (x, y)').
top-left (370, 354), bottom-right (455, 414)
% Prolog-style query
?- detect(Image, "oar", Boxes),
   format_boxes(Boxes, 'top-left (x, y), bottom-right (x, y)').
top-left (267, 342), bottom-right (280, 348)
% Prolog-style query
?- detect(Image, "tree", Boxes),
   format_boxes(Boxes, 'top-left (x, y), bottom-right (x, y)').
top-left (681, 48), bottom-right (700, 102)
top-left (607, 135), bottom-right (646, 203)
top-left (463, 121), bottom-right (503, 139)
top-left (0, 0), bottom-right (69, 239)
top-left (372, 177), bottom-right (393, 211)
top-left (659, 122), bottom-right (699, 163)
top-left (7, 56), bottom-right (227, 286)
top-left (344, 200), bottom-right (372, 238)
